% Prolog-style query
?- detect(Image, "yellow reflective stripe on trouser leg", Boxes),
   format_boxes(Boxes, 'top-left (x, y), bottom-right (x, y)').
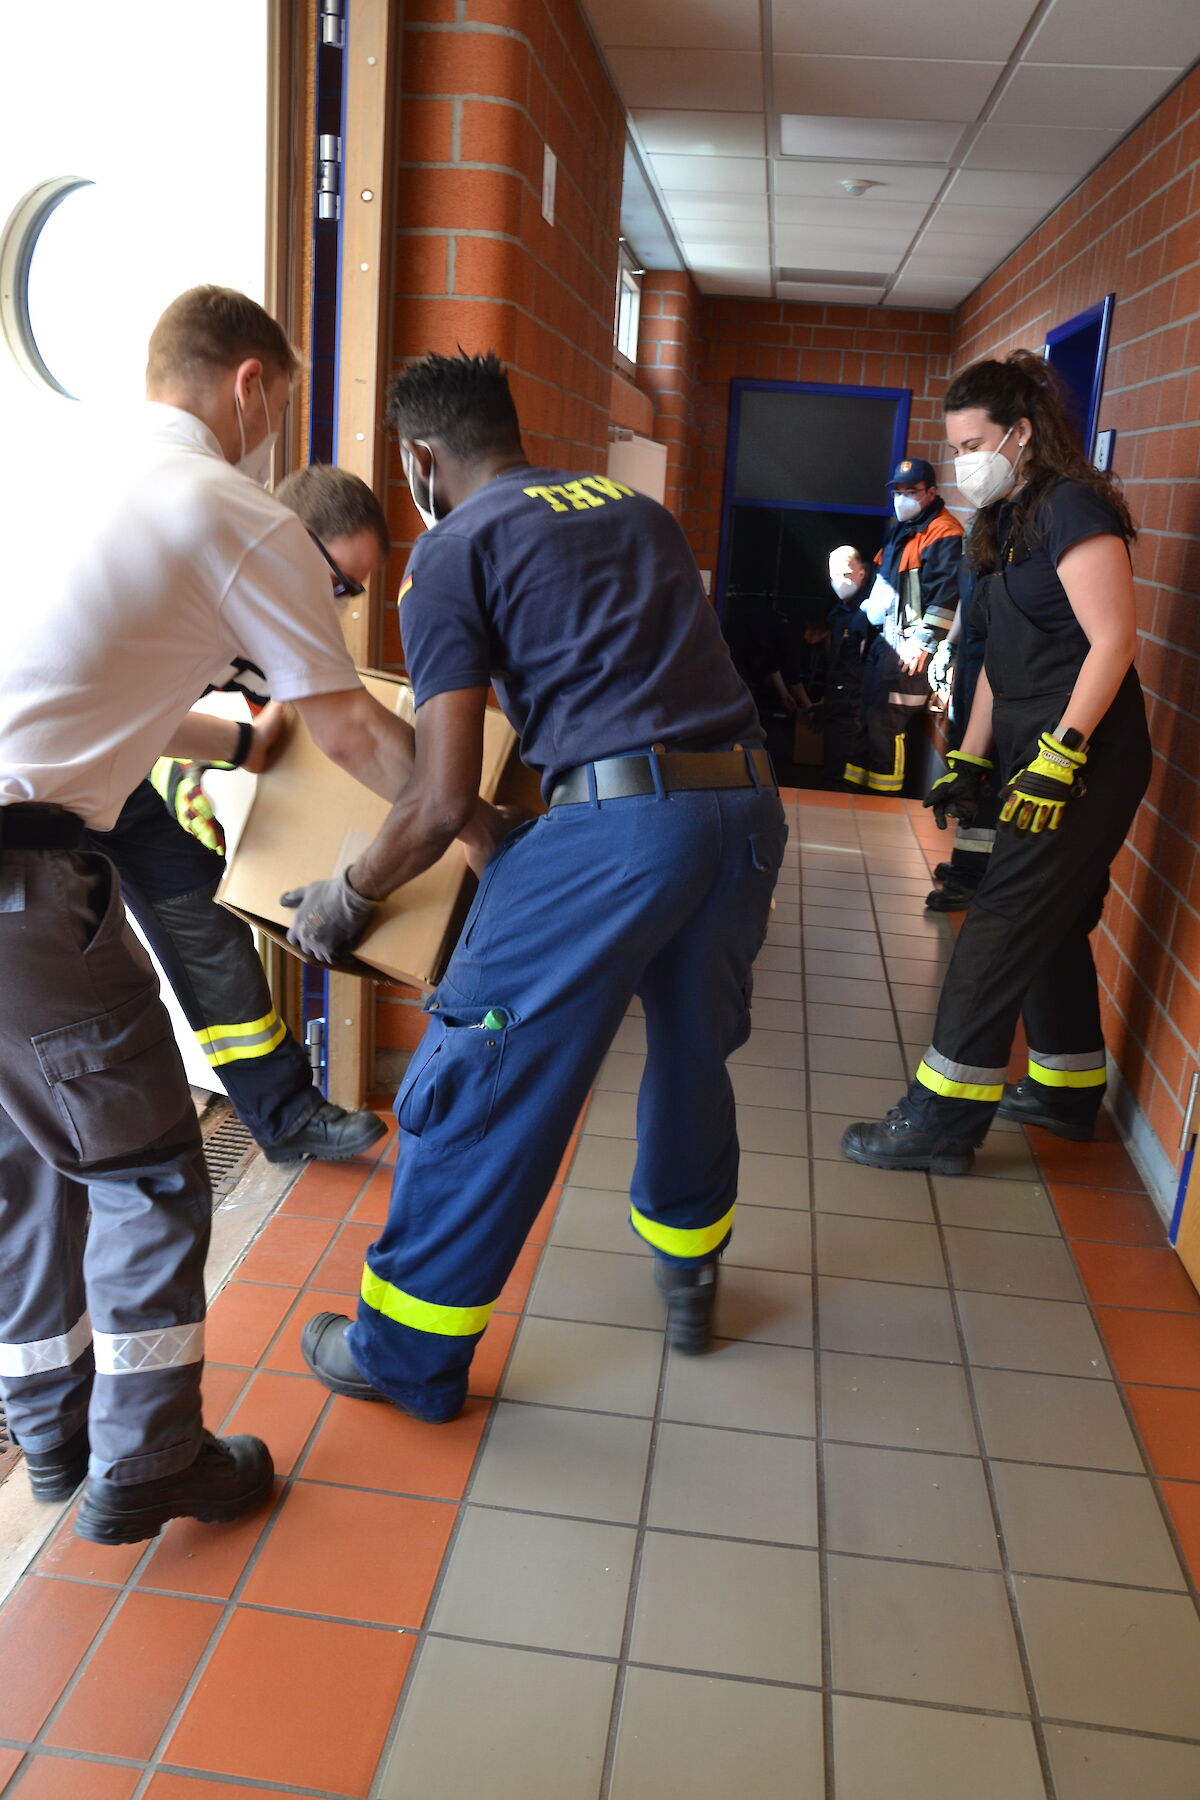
top-left (868, 732), bottom-right (905, 793)
top-left (360, 1265), bottom-right (495, 1338)
top-left (843, 763), bottom-right (869, 788)
top-left (629, 1202), bottom-right (736, 1259)
top-left (194, 1010), bottom-right (289, 1068)
top-left (916, 1052), bottom-right (1005, 1104)
top-left (1028, 1053), bottom-right (1107, 1089)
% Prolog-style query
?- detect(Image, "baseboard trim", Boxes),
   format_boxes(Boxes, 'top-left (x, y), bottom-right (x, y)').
top-left (1106, 1056), bottom-right (1180, 1227)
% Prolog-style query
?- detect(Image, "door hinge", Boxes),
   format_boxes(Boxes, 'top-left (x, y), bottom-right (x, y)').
top-left (318, 134), bottom-right (342, 222)
top-left (320, 0), bottom-right (345, 49)
top-left (305, 1016), bottom-right (327, 1073)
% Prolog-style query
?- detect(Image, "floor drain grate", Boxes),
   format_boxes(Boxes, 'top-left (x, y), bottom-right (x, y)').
top-left (201, 1106), bottom-right (259, 1203)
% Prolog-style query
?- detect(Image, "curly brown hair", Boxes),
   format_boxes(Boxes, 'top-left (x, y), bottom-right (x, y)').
top-left (943, 349), bottom-right (1135, 570)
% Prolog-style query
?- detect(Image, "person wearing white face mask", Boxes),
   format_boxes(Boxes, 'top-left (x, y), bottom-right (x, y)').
top-left (842, 349), bottom-right (1150, 1175)
top-left (843, 456), bottom-right (964, 795)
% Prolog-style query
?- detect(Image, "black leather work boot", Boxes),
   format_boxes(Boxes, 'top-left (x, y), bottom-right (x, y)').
top-left (300, 1313), bottom-right (463, 1423)
top-left (841, 1109), bottom-right (975, 1176)
top-left (654, 1258), bottom-right (719, 1356)
top-left (261, 1101), bottom-right (387, 1164)
top-left (21, 1422), bottom-right (90, 1503)
top-left (996, 1080), bottom-right (1099, 1141)
top-left (74, 1432), bottom-right (274, 1545)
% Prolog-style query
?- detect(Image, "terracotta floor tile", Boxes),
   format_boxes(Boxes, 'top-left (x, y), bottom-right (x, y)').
top-left (299, 1394), bottom-right (488, 1499)
top-left (495, 1240), bottom-right (542, 1313)
top-left (0, 1750), bottom-right (23, 1789)
top-left (8, 1758), bottom-right (140, 1799)
top-left (1072, 1243), bottom-right (1200, 1314)
top-left (309, 1222), bottom-right (376, 1296)
top-left (1096, 1308), bottom-right (1200, 1388)
top-left (279, 1159), bottom-right (374, 1220)
top-left (527, 1186), bottom-right (563, 1246)
top-left (138, 1495), bottom-right (274, 1601)
top-left (1124, 1385), bottom-right (1200, 1481)
top-left (144, 1776), bottom-right (317, 1800)
top-left (44, 1591), bottom-right (221, 1759)
top-left (469, 1310), bottom-right (521, 1397)
top-left (555, 1133), bottom-right (581, 1185)
top-left (164, 1607), bottom-right (413, 1795)
top-left (1028, 1134), bottom-right (1147, 1192)
top-left (204, 1281), bottom-right (296, 1367)
top-left (232, 1215), bottom-right (337, 1288)
top-left (262, 1288), bottom-right (354, 1375)
top-left (201, 1363), bottom-right (252, 1434)
top-left (0, 1577), bottom-right (116, 1739)
top-left (1052, 1184), bottom-right (1170, 1246)
top-left (349, 1168), bottom-right (391, 1227)
top-left (241, 1480), bottom-right (455, 1626)
top-left (36, 1509), bottom-right (146, 1585)
top-left (222, 1370), bottom-right (327, 1477)
top-left (1161, 1481), bottom-right (1200, 1586)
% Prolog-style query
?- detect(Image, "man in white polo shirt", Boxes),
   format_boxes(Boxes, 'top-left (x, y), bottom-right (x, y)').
top-left (0, 286), bottom-right (498, 1545)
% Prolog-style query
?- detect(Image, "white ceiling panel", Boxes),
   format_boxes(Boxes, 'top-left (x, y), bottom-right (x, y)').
top-left (1026, 0), bottom-right (1198, 69)
top-left (676, 218), bottom-right (773, 247)
top-left (772, 195), bottom-right (932, 232)
top-left (773, 56), bottom-right (1003, 124)
top-left (647, 153), bottom-right (766, 194)
top-left (605, 48), bottom-right (763, 112)
top-left (774, 226), bottom-right (917, 262)
top-left (940, 167), bottom-right (1080, 209)
top-left (963, 122), bottom-right (1124, 175)
top-left (992, 62), bottom-right (1180, 132)
top-left (771, 0), bottom-right (1046, 62)
top-left (902, 247), bottom-right (1006, 278)
top-left (581, 0), bottom-right (761, 52)
top-left (884, 276), bottom-right (975, 308)
top-left (662, 190), bottom-right (769, 221)
top-left (780, 115), bottom-right (965, 163)
top-left (694, 269), bottom-right (774, 295)
top-left (924, 202), bottom-right (1049, 239)
top-left (631, 110), bottom-right (766, 156)
top-left (778, 280), bottom-right (887, 304)
top-left (680, 238), bottom-right (772, 267)
top-left (917, 226), bottom-right (1035, 262)
top-left (773, 161), bottom-right (948, 203)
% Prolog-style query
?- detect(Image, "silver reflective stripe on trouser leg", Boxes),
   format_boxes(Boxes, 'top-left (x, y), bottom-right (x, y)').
top-left (0, 1310), bottom-right (92, 1378)
top-left (92, 1322), bottom-right (205, 1373)
top-left (916, 1047), bottom-right (1006, 1104)
top-left (1026, 1047), bottom-right (1107, 1090)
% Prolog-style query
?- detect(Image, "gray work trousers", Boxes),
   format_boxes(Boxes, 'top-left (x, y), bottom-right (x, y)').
top-left (0, 845), bottom-right (210, 1483)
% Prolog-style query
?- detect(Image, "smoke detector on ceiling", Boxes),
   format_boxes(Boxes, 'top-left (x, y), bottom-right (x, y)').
top-left (840, 179), bottom-right (881, 198)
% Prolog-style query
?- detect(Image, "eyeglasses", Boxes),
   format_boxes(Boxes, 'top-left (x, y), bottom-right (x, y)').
top-left (308, 530), bottom-right (365, 599)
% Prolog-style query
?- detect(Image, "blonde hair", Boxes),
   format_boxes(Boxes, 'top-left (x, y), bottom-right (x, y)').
top-left (147, 286), bottom-right (300, 391)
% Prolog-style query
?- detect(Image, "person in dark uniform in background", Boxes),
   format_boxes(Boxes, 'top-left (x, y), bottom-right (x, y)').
top-left (923, 546), bottom-right (999, 910)
top-left (844, 458), bottom-right (963, 795)
top-left (842, 350), bottom-right (1150, 1173)
top-left (83, 466), bottom-right (392, 1164)
top-left (821, 545), bottom-right (873, 789)
top-left (282, 350), bottom-right (787, 1423)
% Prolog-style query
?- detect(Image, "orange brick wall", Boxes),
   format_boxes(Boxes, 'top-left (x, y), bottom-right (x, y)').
top-left (952, 66), bottom-right (1200, 1170)
top-left (637, 272), bottom-right (702, 518)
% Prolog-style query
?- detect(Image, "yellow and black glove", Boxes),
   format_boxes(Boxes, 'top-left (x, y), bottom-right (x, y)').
top-left (923, 751), bottom-right (993, 830)
top-left (999, 731), bottom-right (1087, 834)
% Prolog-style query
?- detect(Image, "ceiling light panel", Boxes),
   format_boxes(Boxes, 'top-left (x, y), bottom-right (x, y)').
top-left (991, 63), bottom-right (1181, 132)
top-left (648, 153), bottom-right (766, 193)
top-left (773, 160), bottom-right (947, 203)
top-left (779, 115), bottom-right (965, 163)
top-left (1025, 0), bottom-right (1198, 68)
top-left (580, 0), bottom-right (761, 52)
top-left (772, 195), bottom-right (931, 231)
top-left (771, 0), bottom-right (1047, 61)
top-left (774, 56), bottom-right (1003, 124)
top-left (777, 280), bottom-right (887, 304)
top-left (963, 123), bottom-right (1123, 174)
top-left (774, 227), bottom-right (917, 264)
top-left (631, 110), bottom-right (766, 156)
top-left (606, 48), bottom-right (764, 112)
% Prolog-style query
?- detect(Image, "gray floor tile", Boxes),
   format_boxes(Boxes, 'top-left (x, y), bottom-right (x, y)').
top-left (932, 1175), bottom-right (1059, 1236)
top-left (956, 1291), bottom-right (1108, 1379)
top-left (804, 926), bottom-right (883, 953)
top-left (764, 918), bottom-right (802, 948)
top-left (808, 974), bottom-right (891, 1007)
top-left (809, 1070), bottom-right (908, 1115)
top-left (1046, 1725), bottom-right (1200, 1800)
top-left (884, 910), bottom-right (950, 938)
top-left (833, 1696), bottom-right (1044, 1800)
top-left (610, 1669), bottom-right (823, 1800)
top-left (805, 904), bottom-right (876, 932)
top-left (501, 1316), bottom-right (662, 1416)
top-left (828, 1553), bottom-right (1028, 1712)
top-left (811, 1161), bottom-right (934, 1223)
top-left (970, 1132), bottom-right (1040, 1180)
top-left (992, 1462), bottom-right (1187, 1589)
top-left (609, 1016), bottom-right (646, 1055)
top-left (807, 1034), bottom-right (907, 1079)
top-left (630, 1532), bottom-right (822, 1684)
top-left (662, 1340), bottom-right (816, 1437)
top-left (551, 1185), bottom-right (644, 1255)
top-left (378, 1638), bottom-right (615, 1800)
top-left (805, 1003), bottom-right (898, 1042)
top-left (796, 869), bottom-right (868, 893)
top-left (753, 941), bottom-right (805, 972)
top-left (891, 981), bottom-right (948, 1011)
top-left (870, 873), bottom-right (937, 895)
top-left (805, 949), bottom-right (887, 980)
top-left (882, 931), bottom-right (951, 961)
top-left (730, 1063), bottom-right (806, 1111)
top-left (771, 898), bottom-right (800, 924)
top-left (816, 1213), bottom-right (947, 1287)
top-left (734, 1103), bottom-right (808, 1157)
top-left (804, 886), bottom-right (874, 914)
top-left (469, 1402), bottom-right (652, 1523)
top-left (430, 1506), bottom-right (636, 1654)
top-left (897, 1008), bottom-right (937, 1040)
top-left (744, 995), bottom-right (806, 1034)
top-left (943, 1225), bottom-right (1084, 1302)
top-left (750, 969), bottom-right (805, 1002)
top-left (1016, 1575), bottom-right (1200, 1737)
top-left (738, 1151), bottom-right (810, 1209)
top-left (647, 1422), bottom-right (818, 1544)
top-left (565, 1133), bottom-right (635, 1192)
top-left (595, 1048), bottom-right (643, 1092)
top-left (820, 1349), bottom-right (978, 1454)
top-left (530, 1246), bottom-right (663, 1330)
top-left (729, 1026), bottom-right (806, 1070)
top-left (726, 1202), bottom-right (811, 1273)
top-left (811, 1110), bottom-right (877, 1160)
top-left (971, 1367), bottom-right (1145, 1471)
top-left (583, 1088), bottom-right (637, 1138)
top-left (818, 1276), bottom-right (962, 1363)
top-left (823, 1441), bottom-right (1000, 1566)
top-left (714, 1267), bottom-right (814, 1346)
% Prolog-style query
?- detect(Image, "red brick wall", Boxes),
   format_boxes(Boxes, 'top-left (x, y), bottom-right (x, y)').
top-left (637, 272), bottom-right (702, 519)
top-left (952, 66), bottom-right (1200, 1167)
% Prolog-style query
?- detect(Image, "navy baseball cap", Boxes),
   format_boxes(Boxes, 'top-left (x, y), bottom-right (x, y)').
top-left (888, 457), bottom-right (937, 488)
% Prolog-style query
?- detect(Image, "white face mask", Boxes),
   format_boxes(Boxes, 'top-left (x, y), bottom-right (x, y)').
top-left (235, 379), bottom-right (278, 487)
top-left (954, 426), bottom-right (1019, 509)
top-left (892, 492), bottom-right (923, 522)
top-left (832, 577), bottom-right (859, 601)
top-left (403, 442), bottom-right (441, 531)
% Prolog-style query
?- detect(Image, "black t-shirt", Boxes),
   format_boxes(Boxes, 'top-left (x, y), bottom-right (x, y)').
top-left (398, 468), bottom-right (762, 795)
top-left (995, 477), bottom-right (1128, 634)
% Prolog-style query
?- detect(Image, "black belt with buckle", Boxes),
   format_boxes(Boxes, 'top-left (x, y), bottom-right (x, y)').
top-left (548, 747), bottom-right (776, 808)
top-left (0, 804), bottom-right (86, 850)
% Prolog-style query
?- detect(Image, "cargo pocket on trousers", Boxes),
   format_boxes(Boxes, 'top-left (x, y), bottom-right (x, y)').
top-left (31, 981), bottom-right (186, 1166)
top-left (394, 1005), bottom-right (512, 1151)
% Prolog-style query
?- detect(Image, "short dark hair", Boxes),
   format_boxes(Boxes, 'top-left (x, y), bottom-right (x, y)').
top-left (386, 350), bottom-right (523, 461)
top-left (275, 464), bottom-right (390, 558)
top-left (147, 286), bottom-right (300, 389)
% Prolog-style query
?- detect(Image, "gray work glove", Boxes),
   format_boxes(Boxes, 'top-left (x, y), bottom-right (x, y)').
top-left (280, 871), bottom-right (376, 962)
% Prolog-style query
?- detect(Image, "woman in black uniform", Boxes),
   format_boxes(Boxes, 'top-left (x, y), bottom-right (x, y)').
top-left (842, 350), bottom-right (1152, 1174)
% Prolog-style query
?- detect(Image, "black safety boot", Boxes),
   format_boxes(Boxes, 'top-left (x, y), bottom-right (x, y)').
top-left (74, 1432), bottom-right (274, 1545)
top-left (996, 1080), bottom-right (1098, 1141)
top-left (261, 1101), bottom-right (387, 1164)
top-left (925, 878), bottom-right (977, 913)
top-left (22, 1422), bottom-right (90, 1503)
top-left (932, 861), bottom-right (955, 882)
top-left (841, 1109), bottom-right (975, 1176)
top-left (300, 1312), bottom-right (462, 1423)
top-left (654, 1259), bottom-right (719, 1356)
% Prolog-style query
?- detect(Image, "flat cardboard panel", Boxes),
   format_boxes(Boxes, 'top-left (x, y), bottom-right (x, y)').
top-left (217, 672), bottom-right (522, 990)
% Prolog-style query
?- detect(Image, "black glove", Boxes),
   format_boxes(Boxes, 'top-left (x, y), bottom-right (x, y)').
top-left (923, 751), bottom-right (993, 830)
top-left (280, 871), bottom-right (377, 962)
top-left (999, 731), bottom-right (1088, 834)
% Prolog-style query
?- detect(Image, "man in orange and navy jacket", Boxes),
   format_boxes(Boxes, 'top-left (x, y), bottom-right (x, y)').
top-left (844, 456), bottom-right (964, 795)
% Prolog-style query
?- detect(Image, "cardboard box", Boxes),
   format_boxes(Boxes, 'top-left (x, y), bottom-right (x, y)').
top-left (217, 672), bottom-right (526, 990)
